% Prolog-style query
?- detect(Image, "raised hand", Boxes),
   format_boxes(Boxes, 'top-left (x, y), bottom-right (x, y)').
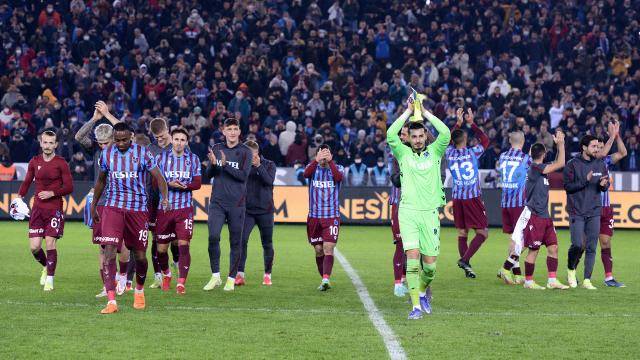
top-left (553, 130), bottom-right (565, 145)
top-left (207, 147), bottom-right (217, 164)
top-left (219, 150), bottom-right (226, 165)
top-left (599, 176), bottom-right (609, 188)
top-left (455, 108), bottom-right (464, 127)
top-left (465, 108), bottom-right (474, 124)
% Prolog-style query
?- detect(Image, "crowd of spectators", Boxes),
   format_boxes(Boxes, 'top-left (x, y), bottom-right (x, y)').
top-left (1, 0), bottom-right (640, 183)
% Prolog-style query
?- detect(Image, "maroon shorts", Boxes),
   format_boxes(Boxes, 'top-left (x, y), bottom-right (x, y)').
top-left (523, 214), bottom-right (558, 251)
top-left (452, 197), bottom-right (488, 230)
top-left (155, 207), bottom-right (194, 243)
top-left (92, 206), bottom-right (105, 244)
top-left (148, 203), bottom-right (158, 232)
top-left (29, 207), bottom-right (64, 239)
top-left (600, 206), bottom-right (614, 237)
top-left (307, 216), bottom-right (340, 245)
top-left (92, 206), bottom-right (124, 252)
top-left (501, 206), bottom-right (525, 234)
top-left (390, 203), bottom-right (402, 244)
top-left (99, 206), bottom-right (149, 251)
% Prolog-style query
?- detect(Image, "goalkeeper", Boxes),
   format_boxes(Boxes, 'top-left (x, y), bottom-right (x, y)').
top-left (387, 97), bottom-right (450, 320)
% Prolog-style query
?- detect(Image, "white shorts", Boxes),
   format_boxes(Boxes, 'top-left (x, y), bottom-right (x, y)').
top-left (511, 206), bottom-right (531, 254)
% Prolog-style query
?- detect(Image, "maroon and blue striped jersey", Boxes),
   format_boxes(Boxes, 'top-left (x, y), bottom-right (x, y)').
top-left (157, 149), bottom-right (202, 210)
top-left (100, 143), bottom-right (157, 211)
top-left (446, 144), bottom-right (485, 199)
top-left (601, 155), bottom-right (612, 207)
top-left (499, 148), bottom-right (531, 208)
top-left (304, 161), bottom-right (344, 218)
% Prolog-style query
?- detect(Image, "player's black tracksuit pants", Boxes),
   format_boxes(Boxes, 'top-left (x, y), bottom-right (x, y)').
top-left (567, 215), bottom-right (601, 279)
top-left (207, 202), bottom-right (245, 278)
top-left (238, 212), bottom-right (274, 274)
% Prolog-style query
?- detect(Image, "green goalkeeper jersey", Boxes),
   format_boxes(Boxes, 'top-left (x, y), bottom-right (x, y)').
top-left (386, 110), bottom-right (451, 211)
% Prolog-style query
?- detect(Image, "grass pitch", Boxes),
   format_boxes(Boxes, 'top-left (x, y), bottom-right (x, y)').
top-left (1, 222), bottom-right (638, 359)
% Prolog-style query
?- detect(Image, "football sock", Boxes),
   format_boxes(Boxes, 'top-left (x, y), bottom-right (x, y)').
top-left (601, 248), bottom-right (613, 279)
top-left (45, 249), bottom-right (57, 276)
top-left (457, 236), bottom-right (468, 258)
top-left (135, 257), bottom-right (148, 289)
top-left (158, 251), bottom-right (169, 272)
top-left (503, 254), bottom-right (519, 271)
top-left (512, 263), bottom-right (522, 276)
top-left (322, 255), bottom-right (334, 279)
top-left (118, 260), bottom-right (128, 276)
top-left (315, 255), bottom-right (324, 276)
top-left (462, 233), bottom-right (487, 262)
top-left (406, 258), bottom-right (421, 309)
top-left (419, 262), bottom-right (436, 292)
top-left (170, 242), bottom-right (180, 263)
top-left (547, 256), bottom-right (558, 279)
top-left (104, 259), bottom-right (117, 293)
top-left (393, 241), bottom-right (404, 282)
top-left (178, 245), bottom-right (191, 281)
top-left (524, 261), bottom-right (535, 280)
top-left (32, 248), bottom-right (47, 267)
top-left (151, 240), bottom-right (161, 274)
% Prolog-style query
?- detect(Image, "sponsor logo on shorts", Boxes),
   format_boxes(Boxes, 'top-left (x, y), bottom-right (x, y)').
top-left (29, 228), bottom-right (44, 234)
top-left (532, 241), bottom-right (542, 246)
top-left (95, 236), bottom-right (119, 243)
top-left (157, 233), bottom-right (175, 240)
top-left (310, 237), bottom-right (322, 243)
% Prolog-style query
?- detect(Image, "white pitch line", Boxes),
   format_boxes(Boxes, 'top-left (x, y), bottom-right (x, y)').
top-left (2, 300), bottom-right (637, 319)
top-left (334, 248), bottom-right (407, 360)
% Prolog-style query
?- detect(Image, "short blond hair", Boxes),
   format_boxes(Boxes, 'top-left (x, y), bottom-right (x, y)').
top-left (509, 131), bottom-right (525, 146)
top-left (149, 117), bottom-right (168, 135)
top-left (94, 124), bottom-right (113, 142)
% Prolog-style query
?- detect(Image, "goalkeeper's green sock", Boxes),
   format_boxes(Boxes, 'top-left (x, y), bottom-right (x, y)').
top-left (419, 262), bottom-right (437, 294)
top-left (406, 258), bottom-right (421, 309)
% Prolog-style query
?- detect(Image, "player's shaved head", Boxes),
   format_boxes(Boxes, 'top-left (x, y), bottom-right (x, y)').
top-left (509, 131), bottom-right (525, 147)
top-left (113, 123), bottom-right (132, 152)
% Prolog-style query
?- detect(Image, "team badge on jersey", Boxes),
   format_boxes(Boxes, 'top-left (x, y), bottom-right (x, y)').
top-left (132, 156), bottom-right (139, 165)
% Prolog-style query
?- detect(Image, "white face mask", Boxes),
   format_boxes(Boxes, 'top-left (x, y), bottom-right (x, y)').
top-left (377, 162), bottom-right (384, 167)
top-left (83, 35), bottom-right (90, 41)
top-left (355, 159), bottom-right (362, 164)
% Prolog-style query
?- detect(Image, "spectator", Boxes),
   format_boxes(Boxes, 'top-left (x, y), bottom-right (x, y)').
top-left (622, 136), bottom-right (639, 171)
top-left (0, 144), bottom-right (15, 181)
top-left (69, 151), bottom-right (89, 181)
top-left (0, 0), bottom-right (638, 180)
top-left (278, 121), bottom-right (297, 157)
top-left (285, 133), bottom-right (307, 166)
top-left (263, 133), bottom-right (283, 166)
top-left (348, 154), bottom-right (369, 186)
top-left (370, 157), bottom-right (389, 187)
